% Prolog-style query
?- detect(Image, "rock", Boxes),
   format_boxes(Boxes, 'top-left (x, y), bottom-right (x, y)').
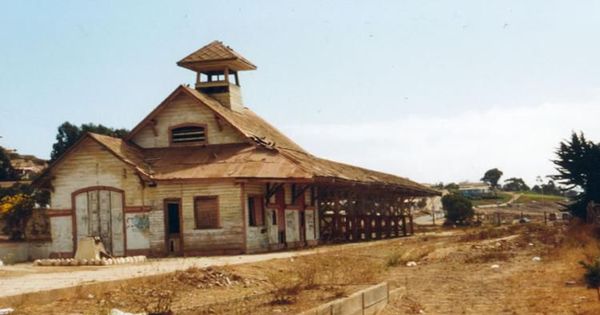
top-left (528, 243), bottom-right (534, 246)
top-left (0, 308), bottom-right (14, 315)
top-left (532, 256), bottom-right (541, 262)
top-left (491, 264), bottom-right (500, 269)
top-left (87, 294), bottom-right (94, 299)
top-left (0, 260), bottom-right (4, 267)
top-left (565, 280), bottom-right (577, 286)
top-left (406, 261), bottom-right (417, 267)
top-left (110, 309), bottom-right (144, 315)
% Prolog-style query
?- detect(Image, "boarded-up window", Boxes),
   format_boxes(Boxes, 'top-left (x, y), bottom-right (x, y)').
top-left (171, 125), bottom-right (206, 144)
top-left (194, 196), bottom-right (219, 229)
top-left (248, 195), bottom-right (264, 226)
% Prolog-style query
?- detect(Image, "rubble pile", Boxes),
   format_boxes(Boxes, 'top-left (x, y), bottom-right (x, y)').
top-left (174, 266), bottom-right (247, 288)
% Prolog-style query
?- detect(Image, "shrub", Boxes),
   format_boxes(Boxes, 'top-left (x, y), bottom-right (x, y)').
top-left (442, 193), bottom-right (475, 226)
top-left (385, 252), bottom-right (402, 268)
top-left (580, 258), bottom-right (600, 301)
top-left (0, 193), bottom-right (34, 240)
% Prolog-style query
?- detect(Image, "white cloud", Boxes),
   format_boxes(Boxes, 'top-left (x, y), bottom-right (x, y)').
top-left (281, 102), bottom-right (600, 187)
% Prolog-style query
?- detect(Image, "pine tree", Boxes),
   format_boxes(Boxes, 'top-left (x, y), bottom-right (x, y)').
top-left (552, 132), bottom-right (600, 218)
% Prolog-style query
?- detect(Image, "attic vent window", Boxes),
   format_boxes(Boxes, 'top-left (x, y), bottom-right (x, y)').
top-left (171, 125), bottom-right (207, 145)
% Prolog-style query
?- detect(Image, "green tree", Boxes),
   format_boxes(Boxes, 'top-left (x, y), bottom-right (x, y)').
top-left (503, 177), bottom-right (530, 192)
top-left (444, 182), bottom-right (460, 191)
top-left (50, 122), bottom-right (129, 161)
top-left (552, 132), bottom-right (600, 218)
top-left (481, 168), bottom-right (503, 189)
top-left (0, 147), bottom-right (19, 181)
top-left (541, 180), bottom-right (562, 196)
top-left (442, 193), bottom-right (474, 225)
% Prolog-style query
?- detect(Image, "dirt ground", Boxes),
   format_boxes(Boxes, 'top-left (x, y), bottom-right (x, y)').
top-left (5, 217), bottom-right (600, 314)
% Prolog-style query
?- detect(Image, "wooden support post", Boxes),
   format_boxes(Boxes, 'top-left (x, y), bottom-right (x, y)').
top-left (376, 215), bottom-right (382, 239)
top-left (409, 215), bottom-right (414, 235)
top-left (366, 216), bottom-right (372, 240)
top-left (402, 215), bottom-right (407, 236)
top-left (333, 192), bottom-right (340, 241)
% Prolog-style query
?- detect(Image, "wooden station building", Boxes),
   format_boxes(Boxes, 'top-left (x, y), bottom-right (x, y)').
top-left (35, 41), bottom-right (439, 258)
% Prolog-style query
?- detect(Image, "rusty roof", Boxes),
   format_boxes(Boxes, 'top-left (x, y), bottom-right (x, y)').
top-left (81, 132), bottom-right (438, 195)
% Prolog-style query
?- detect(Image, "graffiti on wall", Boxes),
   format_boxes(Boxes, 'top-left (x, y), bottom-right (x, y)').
top-left (126, 214), bottom-right (150, 233)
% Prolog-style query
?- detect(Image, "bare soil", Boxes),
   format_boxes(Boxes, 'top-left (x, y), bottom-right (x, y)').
top-left (5, 219), bottom-right (600, 314)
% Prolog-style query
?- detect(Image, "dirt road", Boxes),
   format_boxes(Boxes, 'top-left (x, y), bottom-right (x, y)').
top-left (0, 238), bottom-right (397, 299)
top-left (4, 223), bottom-right (600, 314)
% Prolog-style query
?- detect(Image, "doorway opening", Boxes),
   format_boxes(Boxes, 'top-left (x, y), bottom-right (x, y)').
top-left (164, 199), bottom-right (182, 255)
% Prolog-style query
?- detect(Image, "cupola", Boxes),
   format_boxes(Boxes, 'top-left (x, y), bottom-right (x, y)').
top-left (177, 41), bottom-right (256, 112)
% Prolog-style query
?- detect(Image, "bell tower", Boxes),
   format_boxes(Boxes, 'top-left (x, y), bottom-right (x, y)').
top-left (177, 41), bottom-right (256, 112)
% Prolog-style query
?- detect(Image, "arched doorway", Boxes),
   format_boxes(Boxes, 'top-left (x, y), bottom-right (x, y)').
top-left (73, 187), bottom-right (125, 256)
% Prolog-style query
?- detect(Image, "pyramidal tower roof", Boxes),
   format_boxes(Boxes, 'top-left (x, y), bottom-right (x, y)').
top-left (177, 40), bottom-right (257, 72)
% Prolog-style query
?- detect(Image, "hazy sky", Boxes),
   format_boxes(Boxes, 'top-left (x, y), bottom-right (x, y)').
top-left (1, 1), bottom-right (600, 186)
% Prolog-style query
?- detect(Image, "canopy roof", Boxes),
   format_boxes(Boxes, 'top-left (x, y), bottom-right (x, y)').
top-left (177, 40), bottom-right (257, 72)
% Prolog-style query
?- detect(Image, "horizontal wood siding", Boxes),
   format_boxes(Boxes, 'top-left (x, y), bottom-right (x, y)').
top-left (146, 181), bottom-right (244, 253)
top-left (50, 138), bottom-right (145, 209)
top-left (131, 93), bottom-right (245, 148)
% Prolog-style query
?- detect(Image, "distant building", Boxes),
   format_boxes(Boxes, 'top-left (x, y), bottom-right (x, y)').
top-left (458, 182), bottom-right (491, 198)
top-left (34, 41), bottom-right (438, 258)
top-left (0, 147), bottom-right (47, 183)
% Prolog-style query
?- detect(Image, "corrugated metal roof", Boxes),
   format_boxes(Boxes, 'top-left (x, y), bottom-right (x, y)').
top-left (88, 133), bottom-right (438, 195)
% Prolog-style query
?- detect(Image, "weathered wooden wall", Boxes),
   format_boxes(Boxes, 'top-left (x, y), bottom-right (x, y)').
top-left (131, 93), bottom-right (245, 148)
top-left (146, 181), bottom-right (245, 255)
top-left (50, 138), bottom-right (145, 209)
top-left (48, 138), bottom-right (146, 255)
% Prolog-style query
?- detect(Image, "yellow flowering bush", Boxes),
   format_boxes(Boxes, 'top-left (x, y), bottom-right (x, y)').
top-left (0, 193), bottom-right (34, 240)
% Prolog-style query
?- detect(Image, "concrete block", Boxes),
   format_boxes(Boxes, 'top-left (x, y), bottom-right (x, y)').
top-left (363, 282), bottom-right (388, 307)
top-left (331, 292), bottom-right (363, 315)
top-left (364, 301), bottom-right (387, 315)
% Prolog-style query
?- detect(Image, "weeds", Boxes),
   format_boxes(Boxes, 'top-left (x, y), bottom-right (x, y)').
top-left (464, 250), bottom-right (514, 264)
top-left (386, 252), bottom-right (402, 267)
top-left (263, 252), bottom-right (381, 305)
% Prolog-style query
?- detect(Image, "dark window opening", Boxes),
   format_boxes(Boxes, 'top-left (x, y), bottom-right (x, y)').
top-left (248, 196), bottom-right (265, 226)
top-left (200, 86), bottom-right (229, 94)
top-left (171, 125), bottom-right (206, 144)
top-left (271, 210), bottom-right (277, 226)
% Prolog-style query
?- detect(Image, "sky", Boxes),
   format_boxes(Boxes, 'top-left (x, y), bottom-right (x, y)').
top-left (1, 1), bottom-right (600, 187)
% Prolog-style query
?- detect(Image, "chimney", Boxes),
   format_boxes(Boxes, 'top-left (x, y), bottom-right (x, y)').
top-left (177, 41), bottom-right (256, 112)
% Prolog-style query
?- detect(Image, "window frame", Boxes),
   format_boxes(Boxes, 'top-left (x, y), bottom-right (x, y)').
top-left (193, 195), bottom-right (220, 230)
top-left (169, 123), bottom-right (208, 146)
top-left (248, 194), bottom-right (265, 227)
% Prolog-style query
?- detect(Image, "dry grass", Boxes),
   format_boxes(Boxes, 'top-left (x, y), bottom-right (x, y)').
top-left (264, 252), bottom-right (381, 305)
top-left (463, 249), bottom-right (514, 264)
top-left (385, 245), bottom-right (435, 268)
top-left (460, 225), bottom-right (521, 242)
